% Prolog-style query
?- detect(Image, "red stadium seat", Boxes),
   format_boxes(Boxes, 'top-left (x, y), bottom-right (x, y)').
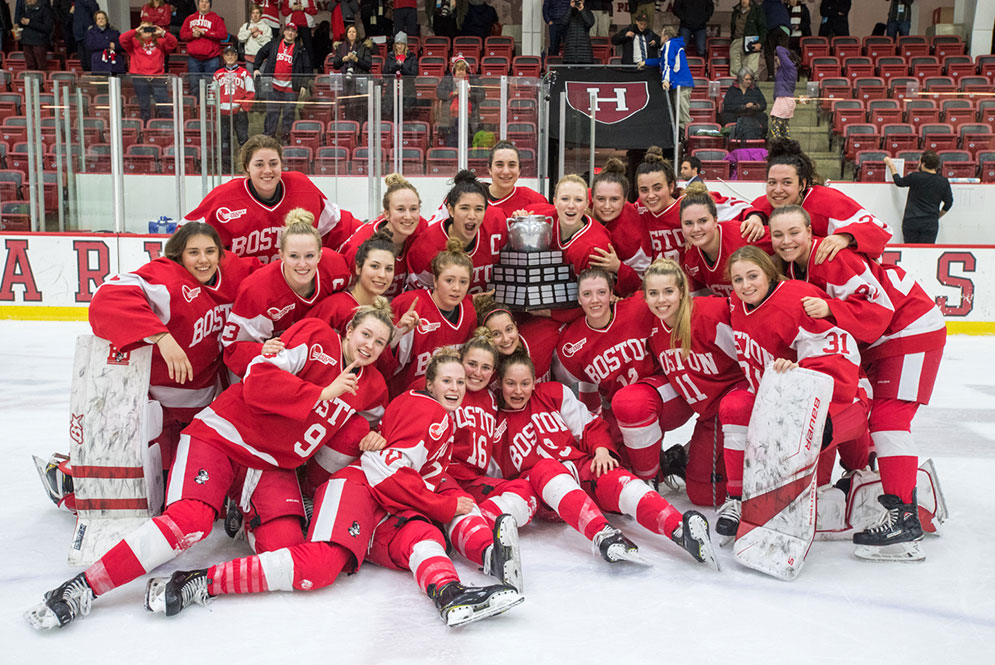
top-left (936, 150), bottom-right (977, 179)
top-left (856, 150), bottom-right (890, 182)
top-left (692, 149), bottom-right (731, 180)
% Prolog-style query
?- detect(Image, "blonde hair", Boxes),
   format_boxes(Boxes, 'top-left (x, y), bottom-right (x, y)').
top-left (280, 208), bottom-right (321, 251)
top-left (348, 296), bottom-right (395, 342)
top-left (431, 236), bottom-right (474, 279)
top-left (382, 173), bottom-right (420, 212)
top-left (554, 174), bottom-right (588, 197)
top-left (425, 346), bottom-right (464, 384)
top-left (726, 245), bottom-right (784, 286)
top-left (643, 258), bottom-right (692, 360)
top-left (461, 326), bottom-right (499, 365)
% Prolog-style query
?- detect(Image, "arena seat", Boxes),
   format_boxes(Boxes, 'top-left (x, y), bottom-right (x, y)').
top-left (856, 150), bottom-right (890, 182)
top-left (936, 150), bottom-right (977, 179)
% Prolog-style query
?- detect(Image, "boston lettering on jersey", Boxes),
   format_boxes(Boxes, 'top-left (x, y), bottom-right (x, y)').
top-left (508, 409), bottom-right (573, 472)
top-left (584, 338), bottom-right (650, 382)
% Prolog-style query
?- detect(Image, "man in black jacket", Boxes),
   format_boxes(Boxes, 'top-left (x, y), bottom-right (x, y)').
top-left (255, 21), bottom-right (312, 143)
top-left (611, 11), bottom-right (659, 65)
top-left (673, 0), bottom-right (712, 56)
top-left (818, 0), bottom-right (850, 38)
top-left (16, 0), bottom-right (54, 70)
top-left (884, 151), bottom-right (953, 244)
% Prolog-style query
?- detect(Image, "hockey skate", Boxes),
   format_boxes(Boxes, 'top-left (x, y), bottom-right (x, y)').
top-left (428, 581), bottom-right (524, 627)
top-left (482, 514), bottom-right (524, 592)
top-left (592, 525), bottom-right (650, 564)
top-left (145, 569), bottom-right (213, 616)
top-left (24, 572), bottom-right (95, 630)
top-left (656, 444), bottom-right (688, 492)
top-left (853, 492), bottom-right (925, 562)
top-left (715, 496), bottom-right (741, 545)
top-left (32, 452), bottom-right (76, 513)
top-left (671, 511), bottom-right (720, 570)
top-left (223, 497), bottom-right (245, 541)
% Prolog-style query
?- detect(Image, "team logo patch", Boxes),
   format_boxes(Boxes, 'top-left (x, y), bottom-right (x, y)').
top-left (106, 345), bottom-right (131, 366)
top-left (417, 318), bottom-right (441, 334)
top-left (309, 344), bottom-right (337, 366)
top-left (565, 81), bottom-right (650, 124)
top-left (182, 284), bottom-right (201, 302)
top-left (687, 265), bottom-right (700, 276)
top-left (428, 420), bottom-right (448, 441)
top-left (349, 521), bottom-right (361, 537)
top-left (69, 414), bottom-right (84, 446)
top-left (195, 469), bottom-right (210, 485)
top-left (267, 303), bottom-right (296, 320)
top-left (560, 338), bottom-right (587, 358)
top-left (215, 207), bottom-right (248, 223)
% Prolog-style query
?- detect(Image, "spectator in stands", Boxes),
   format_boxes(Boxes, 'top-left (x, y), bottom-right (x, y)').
top-left (215, 45), bottom-right (255, 169)
top-left (393, 0), bottom-right (417, 39)
top-left (769, 45), bottom-right (798, 139)
top-left (672, 0), bottom-right (712, 57)
top-left (238, 5), bottom-right (272, 73)
top-left (0, 1), bottom-right (12, 53)
top-left (587, 0), bottom-right (612, 38)
top-left (884, 151), bottom-right (953, 244)
top-left (255, 21), bottom-right (311, 143)
top-left (361, 0), bottom-right (391, 38)
top-left (121, 21), bottom-right (177, 123)
top-left (558, 0), bottom-right (594, 65)
top-left (170, 0), bottom-right (196, 34)
top-left (461, 0), bottom-right (499, 39)
top-left (180, 0), bottom-right (227, 94)
top-left (729, 0), bottom-right (765, 79)
top-left (436, 54), bottom-right (485, 147)
top-left (680, 156), bottom-right (703, 185)
top-left (384, 30), bottom-right (417, 76)
top-left (282, 0), bottom-right (317, 68)
top-left (886, 0), bottom-right (914, 38)
top-left (331, 1), bottom-right (360, 34)
top-left (85, 10), bottom-right (126, 75)
top-left (54, 0), bottom-right (75, 58)
top-left (140, 0), bottom-right (172, 31)
top-left (16, 0), bottom-right (54, 71)
top-left (720, 68), bottom-right (767, 136)
top-left (611, 10), bottom-right (659, 66)
top-left (543, 0), bottom-right (571, 56)
top-left (818, 0), bottom-right (850, 38)
top-left (332, 23), bottom-right (372, 116)
top-left (761, 0), bottom-right (789, 81)
top-left (785, 0), bottom-right (810, 51)
top-left (254, 0), bottom-right (281, 38)
top-left (645, 26), bottom-right (694, 127)
top-left (311, 20), bottom-right (333, 67)
top-left (70, 0), bottom-right (98, 71)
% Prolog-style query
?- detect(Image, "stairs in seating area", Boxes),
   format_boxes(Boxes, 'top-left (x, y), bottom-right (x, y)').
top-left (756, 80), bottom-right (844, 180)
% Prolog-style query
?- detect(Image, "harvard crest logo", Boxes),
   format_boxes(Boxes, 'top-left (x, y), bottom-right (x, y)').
top-left (69, 414), bottom-right (84, 446)
top-left (565, 82), bottom-right (649, 124)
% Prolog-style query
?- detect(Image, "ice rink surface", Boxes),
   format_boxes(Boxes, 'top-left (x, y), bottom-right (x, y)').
top-left (1, 321), bottom-right (993, 664)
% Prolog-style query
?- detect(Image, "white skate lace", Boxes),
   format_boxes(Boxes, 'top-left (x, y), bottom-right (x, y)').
top-left (181, 576), bottom-right (210, 608)
top-left (863, 505), bottom-right (900, 535)
top-left (718, 497), bottom-right (741, 522)
top-left (61, 577), bottom-right (94, 618)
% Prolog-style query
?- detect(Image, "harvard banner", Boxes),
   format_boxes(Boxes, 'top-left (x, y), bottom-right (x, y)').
top-left (547, 67), bottom-right (674, 150)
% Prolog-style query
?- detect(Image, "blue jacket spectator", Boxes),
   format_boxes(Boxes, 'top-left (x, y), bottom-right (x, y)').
top-left (543, 0), bottom-right (571, 55)
top-left (85, 14), bottom-right (126, 74)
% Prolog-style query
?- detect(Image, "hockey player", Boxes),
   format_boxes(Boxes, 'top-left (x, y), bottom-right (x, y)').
top-left (586, 157), bottom-right (652, 296)
top-left (495, 352), bottom-right (718, 568)
top-left (485, 140), bottom-right (547, 218)
top-left (25, 312), bottom-right (392, 630)
top-left (680, 182), bottom-right (773, 297)
top-left (338, 174), bottom-right (428, 298)
top-left (769, 206), bottom-right (946, 559)
top-left (138, 350), bottom-right (524, 627)
top-left (739, 139), bottom-right (893, 263)
top-left (612, 258), bottom-right (748, 505)
top-left (388, 238), bottom-right (477, 396)
top-left (475, 295), bottom-right (560, 384)
top-left (183, 134), bottom-right (360, 263)
top-left (406, 170), bottom-right (507, 293)
top-left (221, 209), bottom-right (351, 377)
top-left (716, 246), bottom-right (869, 538)
top-left (310, 230), bottom-right (397, 334)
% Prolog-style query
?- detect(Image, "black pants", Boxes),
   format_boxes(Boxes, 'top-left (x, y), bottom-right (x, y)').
top-left (221, 111), bottom-right (249, 170)
top-left (902, 218), bottom-right (939, 244)
top-left (764, 29), bottom-right (789, 81)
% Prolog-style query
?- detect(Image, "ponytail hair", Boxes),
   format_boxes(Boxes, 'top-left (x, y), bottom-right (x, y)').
top-left (382, 173), bottom-right (421, 212)
top-left (576, 265), bottom-right (615, 291)
top-left (425, 346), bottom-right (464, 385)
top-left (497, 349), bottom-right (535, 380)
top-left (354, 228), bottom-right (397, 270)
top-left (279, 208), bottom-right (321, 251)
top-left (679, 181), bottom-right (717, 220)
top-left (431, 236), bottom-right (474, 279)
top-left (460, 326), bottom-right (499, 365)
top-left (347, 296), bottom-right (395, 342)
top-left (643, 258), bottom-right (693, 360)
top-left (475, 293), bottom-right (516, 329)
top-left (636, 145), bottom-right (678, 197)
top-left (591, 157), bottom-right (629, 199)
top-left (766, 138), bottom-right (823, 190)
top-left (444, 169), bottom-right (489, 211)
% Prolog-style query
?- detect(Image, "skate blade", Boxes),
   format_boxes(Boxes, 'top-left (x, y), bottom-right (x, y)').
top-left (686, 517), bottom-right (720, 571)
top-left (144, 577), bottom-right (169, 613)
top-left (854, 540), bottom-right (925, 562)
top-left (719, 534), bottom-right (735, 549)
top-left (607, 546), bottom-right (653, 566)
top-left (445, 590), bottom-right (524, 628)
top-left (24, 603), bottom-right (62, 630)
top-left (495, 517), bottom-right (524, 593)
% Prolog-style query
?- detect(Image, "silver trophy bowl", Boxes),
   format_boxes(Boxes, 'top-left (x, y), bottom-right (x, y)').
top-left (507, 215), bottom-right (553, 251)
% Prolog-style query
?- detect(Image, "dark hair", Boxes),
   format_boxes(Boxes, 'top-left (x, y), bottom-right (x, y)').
top-left (164, 222), bottom-right (224, 262)
top-left (679, 181), bottom-right (716, 219)
top-left (497, 349), bottom-right (535, 380)
top-left (591, 157), bottom-right (629, 199)
top-left (576, 266), bottom-right (616, 291)
top-left (636, 145), bottom-right (678, 192)
top-left (766, 138), bottom-right (822, 189)
top-left (488, 140), bottom-right (520, 167)
top-left (354, 228), bottom-right (397, 271)
top-left (239, 134), bottom-right (283, 173)
top-left (682, 156), bottom-right (702, 174)
top-left (920, 149), bottom-right (940, 171)
top-left (444, 170), bottom-right (489, 210)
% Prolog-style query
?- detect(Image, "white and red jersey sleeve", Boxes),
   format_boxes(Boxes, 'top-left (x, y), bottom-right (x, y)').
top-left (184, 319), bottom-right (362, 469)
top-left (361, 390), bottom-right (460, 523)
top-left (730, 280), bottom-right (862, 413)
top-left (711, 191), bottom-right (753, 222)
top-left (682, 221), bottom-right (773, 297)
top-left (388, 289), bottom-right (476, 396)
top-left (89, 254), bottom-right (258, 415)
top-left (604, 202), bottom-right (652, 296)
top-left (214, 66), bottom-right (255, 114)
top-left (182, 172), bottom-right (345, 264)
top-left (494, 382), bottom-right (614, 477)
top-left (487, 185), bottom-right (547, 219)
top-left (649, 295), bottom-right (745, 419)
top-left (554, 295), bottom-right (659, 413)
top-left (448, 388), bottom-right (500, 482)
top-left (552, 216), bottom-right (613, 276)
top-left (221, 248), bottom-right (350, 376)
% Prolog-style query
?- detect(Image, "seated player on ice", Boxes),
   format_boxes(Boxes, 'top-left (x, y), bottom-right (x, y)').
top-left (475, 295), bottom-right (561, 385)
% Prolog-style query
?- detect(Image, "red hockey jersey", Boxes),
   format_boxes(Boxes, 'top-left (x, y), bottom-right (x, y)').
top-left (338, 217), bottom-right (428, 298)
top-left (648, 296), bottom-right (745, 419)
top-left (555, 295), bottom-right (658, 413)
top-left (447, 388), bottom-right (500, 483)
top-left (405, 207), bottom-right (507, 293)
top-left (603, 201), bottom-right (652, 296)
top-left (682, 221), bottom-right (773, 297)
top-left (746, 185), bottom-right (893, 259)
top-left (388, 289), bottom-right (476, 396)
top-left (785, 238), bottom-right (946, 361)
top-left (553, 215), bottom-right (613, 276)
top-left (89, 253), bottom-right (259, 417)
top-left (639, 191), bottom-right (751, 265)
top-left (307, 290), bottom-right (363, 335)
top-left (214, 66), bottom-right (255, 114)
top-left (360, 390), bottom-right (460, 524)
top-left (183, 171), bottom-right (349, 263)
top-left (517, 315), bottom-right (561, 383)
top-left (221, 248), bottom-right (350, 376)
top-left (494, 382), bottom-right (615, 478)
top-left (184, 319), bottom-right (374, 469)
top-left (487, 185), bottom-right (547, 219)
top-left (730, 279), bottom-right (862, 413)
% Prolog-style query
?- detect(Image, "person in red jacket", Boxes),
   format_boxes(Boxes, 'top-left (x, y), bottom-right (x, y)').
top-left (486, 141), bottom-right (547, 218)
top-left (180, 0), bottom-right (228, 94)
top-left (140, 0), bottom-right (172, 30)
top-left (120, 21), bottom-right (177, 123)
